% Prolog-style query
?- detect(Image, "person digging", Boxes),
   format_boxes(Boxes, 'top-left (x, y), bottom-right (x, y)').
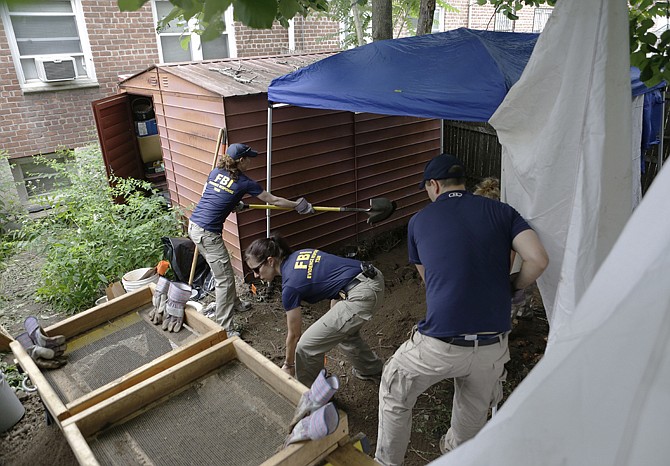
top-left (188, 143), bottom-right (315, 338)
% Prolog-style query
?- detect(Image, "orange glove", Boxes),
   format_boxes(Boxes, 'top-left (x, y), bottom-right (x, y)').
top-left (156, 260), bottom-right (170, 276)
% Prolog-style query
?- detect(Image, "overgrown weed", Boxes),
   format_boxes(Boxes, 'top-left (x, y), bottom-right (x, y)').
top-left (8, 144), bottom-right (184, 313)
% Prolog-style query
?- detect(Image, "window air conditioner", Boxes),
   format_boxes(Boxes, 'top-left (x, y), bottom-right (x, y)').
top-left (35, 56), bottom-right (77, 82)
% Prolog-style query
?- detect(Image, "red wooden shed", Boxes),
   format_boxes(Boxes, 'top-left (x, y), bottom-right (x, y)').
top-left (92, 54), bottom-right (440, 278)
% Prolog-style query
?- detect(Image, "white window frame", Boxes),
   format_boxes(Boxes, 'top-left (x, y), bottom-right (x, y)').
top-left (0, 0), bottom-right (97, 93)
top-left (532, 7), bottom-right (552, 33)
top-left (10, 152), bottom-right (73, 208)
top-left (152, 1), bottom-right (236, 63)
top-left (494, 12), bottom-right (515, 32)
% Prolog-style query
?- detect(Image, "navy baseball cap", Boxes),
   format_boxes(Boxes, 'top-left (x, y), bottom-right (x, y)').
top-left (419, 153), bottom-right (465, 189)
top-left (227, 143), bottom-right (258, 160)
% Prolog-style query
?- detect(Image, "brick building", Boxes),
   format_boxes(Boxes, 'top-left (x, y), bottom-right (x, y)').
top-left (0, 0), bottom-right (339, 208)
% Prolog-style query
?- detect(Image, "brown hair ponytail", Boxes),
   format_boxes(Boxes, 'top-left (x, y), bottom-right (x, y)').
top-left (217, 154), bottom-right (242, 181)
top-left (245, 232), bottom-right (294, 264)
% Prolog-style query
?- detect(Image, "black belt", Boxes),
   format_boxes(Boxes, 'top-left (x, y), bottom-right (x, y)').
top-left (437, 334), bottom-right (503, 347)
top-left (339, 278), bottom-right (361, 299)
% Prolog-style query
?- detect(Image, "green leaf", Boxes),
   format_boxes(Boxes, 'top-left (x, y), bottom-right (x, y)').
top-left (278, 0), bottom-right (302, 20)
top-left (204, 0), bottom-right (233, 20)
top-left (641, 32), bottom-right (658, 45)
top-left (180, 34), bottom-right (191, 50)
top-left (660, 29), bottom-right (670, 46)
top-left (201, 17), bottom-right (226, 41)
top-left (118, 0), bottom-right (149, 11)
top-left (640, 18), bottom-right (654, 31)
top-left (233, 0), bottom-right (278, 29)
top-left (639, 64), bottom-right (654, 83)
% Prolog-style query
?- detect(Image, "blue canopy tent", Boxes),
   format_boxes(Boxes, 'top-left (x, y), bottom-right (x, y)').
top-left (269, 27), bottom-right (663, 122)
top-left (269, 28), bottom-right (538, 122)
top-left (261, 28), bottom-right (665, 233)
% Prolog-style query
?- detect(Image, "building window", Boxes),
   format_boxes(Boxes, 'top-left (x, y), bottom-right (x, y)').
top-left (432, 7), bottom-right (443, 33)
top-left (494, 12), bottom-right (515, 32)
top-left (0, 0), bottom-right (97, 92)
top-left (10, 153), bottom-right (73, 209)
top-left (153, 0), bottom-right (236, 63)
top-left (532, 8), bottom-right (552, 33)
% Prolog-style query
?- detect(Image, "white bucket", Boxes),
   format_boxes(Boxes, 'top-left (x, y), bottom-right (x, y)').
top-left (0, 371), bottom-right (25, 433)
top-left (121, 267), bottom-right (159, 292)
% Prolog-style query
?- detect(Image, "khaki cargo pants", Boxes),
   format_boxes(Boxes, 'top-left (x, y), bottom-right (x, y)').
top-left (295, 271), bottom-right (385, 386)
top-left (188, 222), bottom-right (243, 332)
top-left (375, 329), bottom-right (509, 466)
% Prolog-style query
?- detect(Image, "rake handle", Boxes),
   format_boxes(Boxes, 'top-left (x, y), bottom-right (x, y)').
top-left (189, 128), bottom-right (227, 287)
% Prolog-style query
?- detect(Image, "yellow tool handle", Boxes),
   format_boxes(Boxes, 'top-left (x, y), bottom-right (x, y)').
top-left (247, 204), bottom-right (343, 212)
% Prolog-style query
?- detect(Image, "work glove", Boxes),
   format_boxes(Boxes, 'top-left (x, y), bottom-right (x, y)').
top-left (234, 201), bottom-right (246, 212)
top-left (284, 402), bottom-right (339, 447)
top-left (16, 316), bottom-right (67, 370)
top-left (25, 316), bottom-right (66, 359)
top-left (148, 276), bottom-right (170, 325)
top-left (162, 282), bottom-right (191, 333)
top-left (511, 288), bottom-right (525, 306)
top-left (294, 198), bottom-right (315, 215)
top-left (289, 369), bottom-right (339, 431)
top-left (509, 272), bottom-right (525, 305)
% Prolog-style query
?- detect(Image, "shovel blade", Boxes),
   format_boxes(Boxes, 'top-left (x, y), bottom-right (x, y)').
top-left (367, 198), bottom-right (397, 224)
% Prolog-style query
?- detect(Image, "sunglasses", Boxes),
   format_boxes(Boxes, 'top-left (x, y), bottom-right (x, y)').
top-left (251, 257), bottom-right (268, 274)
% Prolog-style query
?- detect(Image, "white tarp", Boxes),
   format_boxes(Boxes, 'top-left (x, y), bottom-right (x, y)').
top-left (429, 161), bottom-right (670, 465)
top-left (427, 0), bottom-right (670, 464)
top-left (489, 0), bottom-right (632, 340)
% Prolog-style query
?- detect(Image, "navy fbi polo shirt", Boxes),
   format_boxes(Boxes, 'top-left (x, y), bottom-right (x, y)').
top-left (190, 168), bottom-right (263, 234)
top-left (280, 249), bottom-right (361, 311)
top-left (408, 190), bottom-right (531, 337)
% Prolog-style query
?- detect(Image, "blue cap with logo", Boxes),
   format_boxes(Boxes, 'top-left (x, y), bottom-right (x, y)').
top-left (227, 143), bottom-right (258, 160)
top-left (419, 153), bottom-right (465, 189)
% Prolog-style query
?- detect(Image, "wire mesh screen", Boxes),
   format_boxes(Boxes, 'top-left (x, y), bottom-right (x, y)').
top-left (89, 360), bottom-right (295, 466)
top-left (43, 306), bottom-right (200, 403)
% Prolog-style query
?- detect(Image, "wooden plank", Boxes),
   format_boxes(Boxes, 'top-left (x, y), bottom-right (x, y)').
top-left (9, 340), bottom-right (69, 423)
top-left (325, 442), bottom-right (378, 466)
top-left (45, 286), bottom-right (152, 338)
top-left (233, 338), bottom-right (308, 405)
top-left (67, 337), bottom-right (239, 437)
top-left (0, 324), bottom-right (12, 352)
top-left (66, 329), bottom-right (227, 416)
top-left (61, 422), bottom-right (101, 466)
top-left (184, 305), bottom-right (222, 334)
top-left (260, 411), bottom-right (348, 466)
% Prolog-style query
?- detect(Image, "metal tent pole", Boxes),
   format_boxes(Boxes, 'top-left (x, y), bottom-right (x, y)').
top-left (659, 89), bottom-right (666, 172)
top-left (266, 104), bottom-right (273, 237)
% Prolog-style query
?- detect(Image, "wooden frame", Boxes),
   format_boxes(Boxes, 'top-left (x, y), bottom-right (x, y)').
top-left (60, 337), bottom-right (351, 466)
top-left (10, 284), bottom-right (224, 424)
top-left (9, 285), bottom-right (377, 465)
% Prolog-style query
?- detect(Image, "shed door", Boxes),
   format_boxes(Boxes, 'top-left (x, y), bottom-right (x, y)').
top-left (91, 94), bottom-right (144, 180)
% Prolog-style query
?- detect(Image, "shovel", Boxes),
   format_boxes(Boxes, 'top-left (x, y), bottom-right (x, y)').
top-left (242, 197), bottom-right (397, 224)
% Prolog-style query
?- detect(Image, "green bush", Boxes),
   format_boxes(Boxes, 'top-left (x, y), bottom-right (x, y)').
top-left (17, 145), bottom-right (184, 313)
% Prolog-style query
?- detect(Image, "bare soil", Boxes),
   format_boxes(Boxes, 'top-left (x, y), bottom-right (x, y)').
top-left (0, 232), bottom-right (548, 466)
